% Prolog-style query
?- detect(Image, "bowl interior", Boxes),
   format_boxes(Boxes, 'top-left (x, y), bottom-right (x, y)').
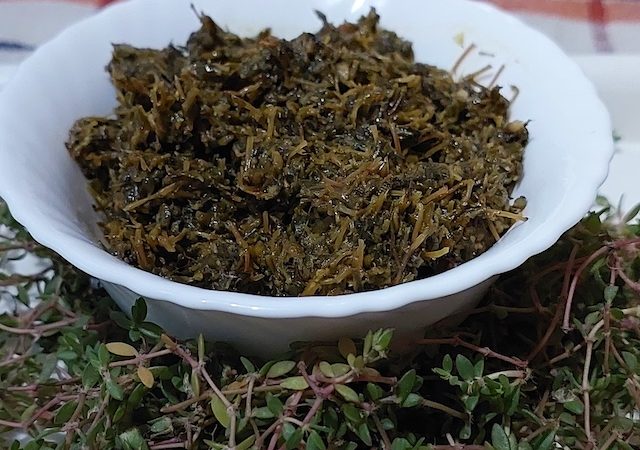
top-left (0, 0), bottom-right (612, 317)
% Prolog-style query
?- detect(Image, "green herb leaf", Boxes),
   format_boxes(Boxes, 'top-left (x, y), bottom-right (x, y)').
top-left (306, 430), bottom-right (327, 450)
top-left (335, 384), bottom-right (360, 403)
top-left (118, 428), bottom-right (150, 450)
top-left (342, 403), bottom-right (362, 424)
top-left (240, 356), bottom-right (255, 373)
top-left (356, 422), bottom-right (373, 446)
top-left (236, 435), bottom-right (256, 450)
top-left (131, 298), bottom-right (147, 323)
top-left (266, 393), bottom-right (284, 416)
top-left (253, 407), bottom-right (274, 419)
top-left (106, 379), bottom-right (124, 401)
top-left (211, 396), bottom-right (230, 429)
top-left (402, 393), bottom-right (423, 408)
top-left (442, 354), bottom-right (453, 373)
top-left (266, 360), bottom-right (296, 378)
top-left (339, 337), bottom-right (357, 359)
top-left (491, 424), bottom-right (513, 450)
top-left (397, 369), bottom-right (416, 403)
top-left (54, 401), bottom-right (77, 425)
top-left (456, 354), bottom-right (475, 381)
top-left (285, 427), bottom-right (304, 450)
top-left (622, 351), bottom-right (638, 371)
top-left (280, 376), bottom-right (309, 390)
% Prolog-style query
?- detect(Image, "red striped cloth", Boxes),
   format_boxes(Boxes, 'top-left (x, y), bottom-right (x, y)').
top-left (1, 0), bottom-right (639, 60)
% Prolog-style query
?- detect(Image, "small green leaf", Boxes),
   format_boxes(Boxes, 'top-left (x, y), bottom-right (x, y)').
top-left (306, 430), bottom-right (327, 450)
top-left (16, 285), bottom-right (30, 305)
top-left (623, 202), bottom-right (640, 223)
top-left (253, 407), bottom-right (275, 419)
top-left (266, 360), bottom-right (296, 379)
top-left (319, 361), bottom-right (334, 378)
top-left (402, 393), bottom-right (423, 408)
top-left (532, 430), bottom-right (556, 450)
top-left (335, 384), bottom-right (360, 403)
top-left (507, 387), bottom-right (521, 415)
top-left (191, 370), bottom-right (201, 398)
top-left (236, 435), bottom-right (256, 450)
top-left (331, 363), bottom-right (351, 377)
top-left (128, 383), bottom-right (146, 409)
top-left (356, 422), bottom-right (373, 446)
top-left (366, 382), bottom-right (384, 401)
top-left (391, 438), bottom-right (412, 450)
top-left (610, 308), bottom-right (624, 320)
top-left (20, 404), bottom-right (37, 423)
top-left (149, 417), bottom-right (173, 435)
top-left (397, 369), bottom-right (416, 403)
top-left (54, 401), bottom-right (77, 425)
top-left (106, 379), bottom-right (124, 401)
top-left (381, 417), bottom-right (395, 430)
top-left (266, 393), bottom-right (284, 416)
top-left (604, 285), bottom-right (619, 303)
top-left (280, 376), bottom-right (309, 390)
top-left (491, 424), bottom-right (513, 450)
top-left (459, 422), bottom-right (472, 440)
top-left (211, 396), bottom-right (231, 429)
top-left (463, 394), bottom-right (479, 412)
top-left (433, 367), bottom-right (450, 379)
top-left (456, 354), bottom-right (475, 381)
top-left (285, 427), bottom-right (304, 450)
top-left (24, 440), bottom-right (43, 450)
top-left (374, 329), bottom-right (394, 351)
top-left (43, 275), bottom-right (63, 295)
top-left (622, 351), bottom-right (638, 371)
top-left (342, 403), bottom-right (362, 424)
top-left (119, 428), bottom-right (150, 450)
top-left (38, 354), bottom-right (57, 382)
top-left (563, 399), bottom-right (584, 415)
top-left (121, 329), bottom-right (139, 350)
top-left (282, 422), bottom-right (296, 440)
top-left (474, 359), bottom-right (484, 378)
top-left (559, 412), bottom-right (576, 425)
top-left (131, 298), bottom-right (147, 323)
top-left (57, 350), bottom-right (77, 361)
top-left (240, 356), bottom-right (255, 373)
top-left (339, 337), bottom-right (357, 359)
top-left (259, 361), bottom-right (276, 378)
top-left (98, 344), bottom-right (110, 367)
top-left (113, 403), bottom-right (126, 423)
top-left (363, 331), bottom-right (373, 356)
top-left (139, 322), bottom-right (163, 339)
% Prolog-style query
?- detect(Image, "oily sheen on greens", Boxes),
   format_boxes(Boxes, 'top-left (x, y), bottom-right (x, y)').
top-left (67, 10), bottom-right (527, 296)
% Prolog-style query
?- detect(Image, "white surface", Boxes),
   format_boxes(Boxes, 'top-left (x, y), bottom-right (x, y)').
top-left (0, 64), bottom-right (17, 90)
top-left (0, 0), bottom-right (613, 353)
top-left (0, 1), bottom-right (94, 64)
top-left (575, 55), bottom-right (640, 213)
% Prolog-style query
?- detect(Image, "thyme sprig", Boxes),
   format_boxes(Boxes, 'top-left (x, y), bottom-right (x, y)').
top-left (1, 199), bottom-right (639, 449)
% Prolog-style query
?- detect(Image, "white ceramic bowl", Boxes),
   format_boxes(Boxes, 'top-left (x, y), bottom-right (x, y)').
top-left (0, 0), bottom-right (612, 354)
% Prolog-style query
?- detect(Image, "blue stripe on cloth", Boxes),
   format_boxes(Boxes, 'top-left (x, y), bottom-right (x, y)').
top-left (0, 41), bottom-right (34, 51)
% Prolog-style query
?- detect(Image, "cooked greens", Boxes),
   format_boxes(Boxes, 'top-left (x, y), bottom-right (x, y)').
top-left (67, 10), bottom-right (527, 296)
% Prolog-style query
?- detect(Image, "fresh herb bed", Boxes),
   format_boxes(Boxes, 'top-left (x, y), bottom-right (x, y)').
top-left (1, 198), bottom-right (639, 449)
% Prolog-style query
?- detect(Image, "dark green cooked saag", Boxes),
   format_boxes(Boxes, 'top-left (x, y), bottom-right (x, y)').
top-left (67, 9), bottom-right (527, 296)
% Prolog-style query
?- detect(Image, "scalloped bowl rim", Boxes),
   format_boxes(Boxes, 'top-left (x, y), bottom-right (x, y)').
top-left (0, 0), bottom-right (613, 318)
